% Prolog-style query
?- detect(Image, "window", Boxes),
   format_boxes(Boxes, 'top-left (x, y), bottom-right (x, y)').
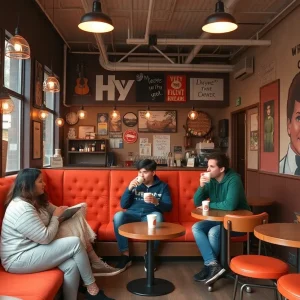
top-left (42, 70), bottom-right (55, 166)
top-left (2, 38), bottom-right (24, 173)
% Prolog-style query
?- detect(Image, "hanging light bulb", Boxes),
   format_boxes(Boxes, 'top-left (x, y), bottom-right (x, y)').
top-left (78, 0), bottom-right (114, 33)
top-left (55, 117), bottom-right (65, 127)
top-left (38, 103), bottom-right (49, 120)
top-left (145, 106), bottom-right (151, 119)
top-left (43, 75), bottom-right (60, 93)
top-left (188, 107), bottom-right (198, 120)
top-left (5, 26), bottom-right (30, 59)
top-left (77, 106), bottom-right (87, 119)
top-left (0, 91), bottom-right (14, 114)
top-left (110, 106), bottom-right (120, 119)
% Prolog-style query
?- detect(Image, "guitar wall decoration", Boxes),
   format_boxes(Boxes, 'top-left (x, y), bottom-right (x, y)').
top-left (74, 62), bottom-right (90, 95)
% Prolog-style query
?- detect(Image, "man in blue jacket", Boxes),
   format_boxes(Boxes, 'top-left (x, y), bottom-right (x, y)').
top-left (113, 159), bottom-right (172, 273)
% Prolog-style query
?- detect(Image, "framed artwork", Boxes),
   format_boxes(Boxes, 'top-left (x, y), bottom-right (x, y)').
top-left (34, 60), bottom-right (43, 108)
top-left (109, 116), bottom-right (122, 132)
top-left (32, 121), bottom-right (42, 159)
top-left (97, 113), bottom-right (108, 135)
top-left (259, 79), bottom-right (280, 173)
top-left (123, 112), bottom-right (138, 127)
top-left (138, 110), bottom-right (177, 133)
top-left (78, 125), bottom-right (95, 139)
top-left (250, 113), bottom-right (258, 151)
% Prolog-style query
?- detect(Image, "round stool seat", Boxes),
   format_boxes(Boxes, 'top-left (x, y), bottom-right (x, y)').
top-left (230, 255), bottom-right (289, 279)
top-left (278, 274), bottom-right (300, 300)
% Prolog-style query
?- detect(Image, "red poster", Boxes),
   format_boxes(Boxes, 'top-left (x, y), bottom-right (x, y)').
top-left (166, 75), bottom-right (186, 102)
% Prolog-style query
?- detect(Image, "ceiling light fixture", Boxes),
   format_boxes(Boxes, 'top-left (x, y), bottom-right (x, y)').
top-left (77, 106), bottom-right (87, 120)
top-left (78, 0), bottom-right (114, 33)
top-left (110, 106), bottom-right (120, 119)
top-left (145, 106), bottom-right (151, 119)
top-left (202, 0), bottom-right (238, 34)
top-left (0, 91), bottom-right (15, 114)
top-left (38, 103), bottom-right (49, 120)
top-left (55, 117), bottom-right (65, 127)
top-left (188, 107), bottom-right (198, 120)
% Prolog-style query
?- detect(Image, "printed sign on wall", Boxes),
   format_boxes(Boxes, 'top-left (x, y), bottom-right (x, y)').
top-left (190, 78), bottom-right (224, 101)
top-left (166, 75), bottom-right (186, 102)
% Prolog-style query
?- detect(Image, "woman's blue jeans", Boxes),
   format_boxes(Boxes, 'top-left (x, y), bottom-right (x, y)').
top-left (113, 210), bottom-right (164, 253)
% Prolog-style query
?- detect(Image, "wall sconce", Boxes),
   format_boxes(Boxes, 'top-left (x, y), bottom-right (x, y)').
top-left (55, 117), bottom-right (65, 127)
top-left (110, 106), bottom-right (120, 119)
top-left (38, 103), bottom-right (49, 120)
top-left (77, 106), bottom-right (87, 119)
top-left (145, 106), bottom-right (151, 119)
top-left (0, 91), bottom-right (15, 114)
top-left (78, 0), bottom-right (114, 33)
top-left (188, 107), bottom-right (198, 120)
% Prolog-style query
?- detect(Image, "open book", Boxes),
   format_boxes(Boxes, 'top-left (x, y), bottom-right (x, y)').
top-left (59, 203), bottom-right (85, 222)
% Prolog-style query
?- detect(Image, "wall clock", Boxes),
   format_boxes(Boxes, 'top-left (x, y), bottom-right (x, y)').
top-left (186, 111), bottom-right (212, 137)
top-left (66, 112), bottom-right (79, 125)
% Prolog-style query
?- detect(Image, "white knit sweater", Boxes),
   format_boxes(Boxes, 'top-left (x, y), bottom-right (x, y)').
top-left (0, 198), bottom-right (59, 271)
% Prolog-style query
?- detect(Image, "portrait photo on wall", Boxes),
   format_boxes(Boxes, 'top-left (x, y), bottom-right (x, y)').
top-left (97, 113), bottom-right (108, 135)
top-left (259, 79), bottom-right (279, 173)
top-left (279, 72), bottom-right (300, 175)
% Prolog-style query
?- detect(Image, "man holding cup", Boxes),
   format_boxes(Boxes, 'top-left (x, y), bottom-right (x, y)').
top-left (113, 159), bottom-right (172, 273)
top-left (192, 153), bottom-right (250, 285)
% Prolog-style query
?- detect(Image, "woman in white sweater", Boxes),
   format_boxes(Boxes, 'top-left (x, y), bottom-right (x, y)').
top-left (0, 168), bottom-right (115, 300)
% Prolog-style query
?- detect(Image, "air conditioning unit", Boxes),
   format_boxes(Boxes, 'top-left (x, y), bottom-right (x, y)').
top-left (233, 57), bottom-right (254, 80)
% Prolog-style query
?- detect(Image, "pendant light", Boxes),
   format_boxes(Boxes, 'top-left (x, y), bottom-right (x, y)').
top-left (55, 117), bottom-right (65, 127)
top-left (145, 106), bottom-right (151, 119)
top-left (0, 91), bottom-right (15, 114)
top-left (188, 107), bottom-right (198, 120)
top-left (77, 106), bottom-right (87, 119)
top-left (43, 0), bottom-right (60, 93)
top-left (202, 0), bottom-right (238, 34)
top-left (110, 106), bottom-right (120, 119)
top-left (5, 9), bottom-right (30, 60)
top-left (38, 103), bottom-right (49, 120)
top-left (78, 0), bottom-right (114, 33)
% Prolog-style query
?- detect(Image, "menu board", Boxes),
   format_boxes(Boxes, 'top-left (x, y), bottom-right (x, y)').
top-left (153, 135), bottom-right (170, 157)
top-left (136, 72), bottom-right (165, 102)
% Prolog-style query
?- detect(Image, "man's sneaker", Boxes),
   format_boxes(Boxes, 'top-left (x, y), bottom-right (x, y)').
top-left (115, 255), bottom-right (132, 272)
top-left (193, 265), bottom-right (209, 282)
top-left (85, 289), bottom-right (115, 300)
top-left (144, 253), bottom-right (157, 272)
top-left (92, 259), bottom-right (122, 276)
top-left (204, 263), bottom-right (226, 285)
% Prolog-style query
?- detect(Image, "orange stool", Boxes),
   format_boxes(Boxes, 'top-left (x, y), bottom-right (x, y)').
top-left (278, 274), bottom-right (300, 300)
top-left (224, 213), bottom-right (289, 300)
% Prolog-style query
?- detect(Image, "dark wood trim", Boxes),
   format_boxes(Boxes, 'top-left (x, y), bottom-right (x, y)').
top-left (247, 168), bottom-right (259, 172)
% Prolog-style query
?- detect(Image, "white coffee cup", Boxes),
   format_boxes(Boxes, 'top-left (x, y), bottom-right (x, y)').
top-left (202, 200), bottom-right (210, 212)
top-left (136, 176), bottom-right (144, 185)
top-left (144, 192), bottom-right (152, 202)
top-left (202, 210), bottom-right (209, 216)
top-left (147, 214), bottom-right (157, 228)
top-left (203, 172), bottom-right (211, 182)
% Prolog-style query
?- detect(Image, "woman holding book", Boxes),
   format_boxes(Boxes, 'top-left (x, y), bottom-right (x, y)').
top-left (0, 168), bottom-right (117, 300)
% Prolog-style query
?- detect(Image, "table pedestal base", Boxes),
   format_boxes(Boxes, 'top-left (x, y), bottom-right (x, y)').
top-left (127, 278), bottom-right (175, 296)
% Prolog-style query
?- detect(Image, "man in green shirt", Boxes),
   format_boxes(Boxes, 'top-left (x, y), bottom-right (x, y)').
top-left (192, 153), bottom-right (250, 285)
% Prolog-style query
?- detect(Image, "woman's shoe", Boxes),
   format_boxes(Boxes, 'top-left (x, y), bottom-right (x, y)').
top-left (85, 289), bottom-right (115, 300)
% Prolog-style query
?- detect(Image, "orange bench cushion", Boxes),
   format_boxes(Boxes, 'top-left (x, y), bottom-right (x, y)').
top-left (0, 265), bottom-right (63, 300)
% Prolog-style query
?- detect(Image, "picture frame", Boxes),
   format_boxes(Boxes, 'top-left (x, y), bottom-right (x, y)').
top-left (34, 60), bottom-right (43, 108)
top-left (138, 110), bottom-right (177, 133)
top-left (250, 113), bottom-right (258, 151)
top-left (97, 113), bottom-right (108, 135)
top-left (78, 125), bottom-right (95, 139)
top-left (109, 115), bottom-right (122, 132)
top-left (259, 79), bottom-right (280, 173)
top-left (123, 112), bottom-right (138, 127)
top-left (32, 121), bottom-right (42, 159)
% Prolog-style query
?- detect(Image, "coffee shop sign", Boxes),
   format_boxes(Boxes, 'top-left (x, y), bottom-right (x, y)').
top-left (190, 78), bottom-right (224, 101)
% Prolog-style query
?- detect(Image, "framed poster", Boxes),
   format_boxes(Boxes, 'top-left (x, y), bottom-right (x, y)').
top-left (259, 79), bottom-right (279, 173)
top-left (138, 110), bottom-right (177, 133)
top-left (34, 60), bottom-right (43, 108)
top-left (32, 121), bottom-right (42, 159)
top-left (123, 112), bottom-right (138, 127)
top-left (78, 125), bottom-right (95, 139)
top-left (97, 113), bottom-right (108, 135)
top-left (250, 113), bottom-right (258, 151)
top-left (109, 116), bottom-right (122, 132)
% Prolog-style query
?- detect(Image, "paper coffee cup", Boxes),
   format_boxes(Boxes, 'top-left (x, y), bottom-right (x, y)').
top-left (203, 172), bottom-right (211, 182)
top-left (147, 214), bottom-right (157, 228)
top-left (136, 176), bottom-right (144, 185)
top-left (202, 210), bottom-right (209, 216)
top-left (144, 192), bottom-right (152, 202)
top-left (202, 200), bottom-right (210, 212)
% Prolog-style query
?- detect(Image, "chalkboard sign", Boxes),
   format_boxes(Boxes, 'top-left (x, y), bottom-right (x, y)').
top-left (136, 72), bottom-right (165, 102)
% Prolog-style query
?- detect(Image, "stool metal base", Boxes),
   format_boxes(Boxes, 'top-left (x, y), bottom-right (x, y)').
top-left (127, 278), bottom-right (175, 296)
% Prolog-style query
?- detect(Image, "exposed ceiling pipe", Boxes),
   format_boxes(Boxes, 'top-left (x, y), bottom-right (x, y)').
top-left (126, 38), bottom-right (271, 46)
top-left (184, 0), bottom-right (240, 64)
top-left (63, 44), bottom-right (70, 107)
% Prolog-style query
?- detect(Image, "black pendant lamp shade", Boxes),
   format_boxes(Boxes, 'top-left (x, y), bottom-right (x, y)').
top-left (202, 0), bottom-right (238, 34)
top-left (78, 0), bottom-right (114, 33)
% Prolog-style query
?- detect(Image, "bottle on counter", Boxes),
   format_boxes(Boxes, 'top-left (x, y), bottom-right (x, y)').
top-left (100, 140), bottom-right (106, 151)
top-left (91, 142), bottom-right (96, 152)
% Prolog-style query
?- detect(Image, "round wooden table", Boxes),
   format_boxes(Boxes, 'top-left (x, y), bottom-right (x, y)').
top-left (191, 208), bottom-right (252, 270)
top-left (119, 222), bottom-right (185, 296)
top-left (247, 197), bottom-right (275, 208)
top-left (254, 223), bottom-right (300, 272)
